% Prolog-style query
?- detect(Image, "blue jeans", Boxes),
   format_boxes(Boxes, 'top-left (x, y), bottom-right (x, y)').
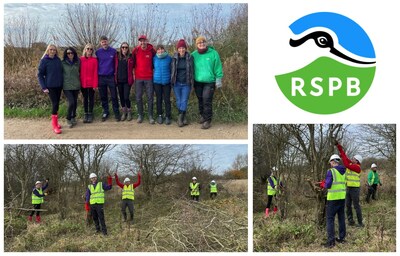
top-left (98, 75), bottom-right (119, 116)
top-left (326, 199), bottom-right (346, 244)
top-left (173, 82), bottom-right (191, 112)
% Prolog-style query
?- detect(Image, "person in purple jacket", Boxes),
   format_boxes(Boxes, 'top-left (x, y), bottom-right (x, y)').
top-left (85, 172), bottom-right (112, 235)
top-left (28, 179), bottom-right (49, 223)
top-left (38, 44), bottom-right (63, 134)
top-left (96, 36), bottom-right (120, 122)
top-left (323, 154), bottom-right (347, 248)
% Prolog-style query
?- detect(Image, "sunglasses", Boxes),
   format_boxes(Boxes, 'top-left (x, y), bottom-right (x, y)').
top-left (121, 46), bottom-right (129, 49)
top-left (67, 52), bottom-right (74, 55)
top-left (86, 48), bottom-right (93, 51)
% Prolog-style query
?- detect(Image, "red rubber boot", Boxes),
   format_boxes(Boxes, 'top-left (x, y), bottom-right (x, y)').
top-left (28, 216), bottom-right (32, 222)
top-left (35, 215), bottom-right (41, 223)
top-left (265, 208), bottom-right (269, 217)
top-left (51, 115), bottom-right (62, 134)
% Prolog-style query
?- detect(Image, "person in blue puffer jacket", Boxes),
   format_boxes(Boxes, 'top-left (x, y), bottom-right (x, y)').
top-left (153, 45), bottom-right (172, 125)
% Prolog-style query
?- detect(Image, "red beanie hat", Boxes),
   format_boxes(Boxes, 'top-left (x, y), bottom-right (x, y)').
top-left (176, 39), bottom-right (187, 50)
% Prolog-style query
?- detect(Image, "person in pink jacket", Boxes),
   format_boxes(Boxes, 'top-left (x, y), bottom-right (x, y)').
top-left (80, 43), bottom-right (98, 123)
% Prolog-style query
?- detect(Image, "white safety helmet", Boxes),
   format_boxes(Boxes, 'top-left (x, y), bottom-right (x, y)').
top-left (211, 180), bottom-right (215, 183)
top-left (192, 177), bottom-right (197, 180)
top-left (329, 154), bottom-right (341, 163)
top-left (89, 173), bottom-right (97, 179)
top-left (272, 166), bottom-right (278, 172)
top-left (35, 181), bottom-right (42, 185)
top-left (124, 177), bottom-right (131, 183)
top-left (353, 154), bottom-right (363, 164)
top-left (371, 163), bottom-right (377, 168)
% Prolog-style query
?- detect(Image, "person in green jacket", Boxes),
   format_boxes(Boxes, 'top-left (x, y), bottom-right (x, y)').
top-left (62, 47), bottom-right (81, 128)
top-left (366, 163), bottom-right (382, 203)
top-left (192, 36), bottom-right (223, 129)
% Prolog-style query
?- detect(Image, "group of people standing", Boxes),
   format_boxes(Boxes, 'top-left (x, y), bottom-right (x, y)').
top-left (37, 35), bottom-right (223, 134)
top-left (189, 177), bottom-right (219, 201)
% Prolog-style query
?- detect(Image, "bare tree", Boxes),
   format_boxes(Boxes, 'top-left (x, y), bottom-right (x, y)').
top-left (53, 144), bottom-right (114, 190)
top-left (120, 144), bottom-right (192, 198)
top-left (4, 145), bottom-right (47, 208)
top-left (4, 14), bottom-right (48, 72)
top-left (357, 124), bottom-right (396, 167)
top-left (124, 4), bottom-right (177, 47)
top-left (56, 4), bottom-right (120, 48)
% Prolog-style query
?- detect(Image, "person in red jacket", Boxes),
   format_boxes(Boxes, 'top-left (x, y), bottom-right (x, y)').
top-left (80, 43), bottom-right (98, 123)
top-left (335, 140), bottom-right (364, 227)
top-left (114, 170), bottom-right (141, 223)
top-left (132, 35), bottom-right (156, 124)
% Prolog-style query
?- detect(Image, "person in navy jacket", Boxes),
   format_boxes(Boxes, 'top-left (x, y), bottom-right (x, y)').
top-left (37, 44), bottom-right (63, 134)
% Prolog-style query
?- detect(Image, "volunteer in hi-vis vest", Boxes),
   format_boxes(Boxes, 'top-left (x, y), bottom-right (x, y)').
top-left (85, 172), bottom-right (112, 235)
top-left (323, 154), bottom-right (347, 248)
top-left (209, 180), bottom-right (218, 199)
top-left (189, 177), bottom-right (201, 201)
top-left (366, 163), bottom-right (382, 203)
top-left (265, 167), bottom-right (280, 217)
top-left (115, 170), bottom-right (141, 223)
top-left (335, 141), bottom-right (364, 227)
top-left (29, 179), bottom-right (49, 223)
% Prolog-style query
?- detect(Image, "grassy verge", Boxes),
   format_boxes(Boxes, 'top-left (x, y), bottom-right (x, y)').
top-left (4, 91), bottom-right (247, 123)
top-left (253, 195), bottom-right (396, 252)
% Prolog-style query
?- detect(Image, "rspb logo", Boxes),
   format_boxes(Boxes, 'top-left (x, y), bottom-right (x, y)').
top-left (275, 12), bottom-right (376, 114)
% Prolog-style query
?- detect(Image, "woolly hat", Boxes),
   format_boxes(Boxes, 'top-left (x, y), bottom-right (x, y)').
top-left (196, 36), bottom-right (206, 45)
top-left (176, 39), bottom-right (187, 49)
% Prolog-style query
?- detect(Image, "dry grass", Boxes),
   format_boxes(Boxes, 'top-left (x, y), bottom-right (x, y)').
top-left (5, 189), bottom-right (247, 252)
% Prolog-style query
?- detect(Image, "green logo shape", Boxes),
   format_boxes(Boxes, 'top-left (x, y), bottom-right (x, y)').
top-left (275, 57), bottom-right (376, 114)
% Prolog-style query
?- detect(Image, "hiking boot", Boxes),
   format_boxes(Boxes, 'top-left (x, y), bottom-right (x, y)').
top-left (322, 241), bottom-right (335, 248)
top-left (149, 116), bottom-right (155, 124)
top-left (157, 115), bottom-right (163, 124)
top-left (201, 121), bottom-right (211, 129)
top-left (115, 113), bottom-right (121, 122)
top-left (335, 238), bottom-right (346, 244)
top-left (127, 109), bottom-right (132, 121)
top-left (121, 108), bottom-right (127, 121)
top-left (71, 117), bottom-right (77, 126)
top-left (178, 113), bottom-right (184, 127)
top-left (357, 223), bottom-right (365, 228)
top-left (101, 113), bottom-right (109, 122)
top-left (83, 113), bottom-right (89, 123)
top-left (165, 117), bottom-right (171, 125)
top-left (67, 119), bottom-right (73, 128)
top-left (137, 115), bottom-right (143, 123)
top-left (198, 116), bottom-right (206, 124)
top-left (87, 113), bottom-right (93, 123)
top-left (348, 220), bottom-right (355, 226)
top-left (182, 111), bottom-right (188, 125)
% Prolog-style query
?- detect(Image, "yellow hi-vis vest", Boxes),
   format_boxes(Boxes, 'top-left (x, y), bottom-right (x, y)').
top-left (190, 182), bottom-right (200, 196)
top-left (327, 168), bottom-right (346, 201)
top-left (32, 188), bottom-right (44, 204)
top-left (88, 182), bottom-right (105, 204)
top-left (346, 167), bottom-right (361, 187)
top-left (210, 183), bottom-right (218, 193)
top-left (267, 176), bottom-right (277, 196)
top-left (122, 184), bottom-right (135, 200)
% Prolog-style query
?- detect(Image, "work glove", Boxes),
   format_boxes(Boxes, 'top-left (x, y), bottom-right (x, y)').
top-left (85, 202), bottom-right (90, 212)
top-left (216, 78), bottom-right (222, 89)
top-left (44, 192), bottom-right (48, 196)
top-left (333, 139), bottom-right (339, 146)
